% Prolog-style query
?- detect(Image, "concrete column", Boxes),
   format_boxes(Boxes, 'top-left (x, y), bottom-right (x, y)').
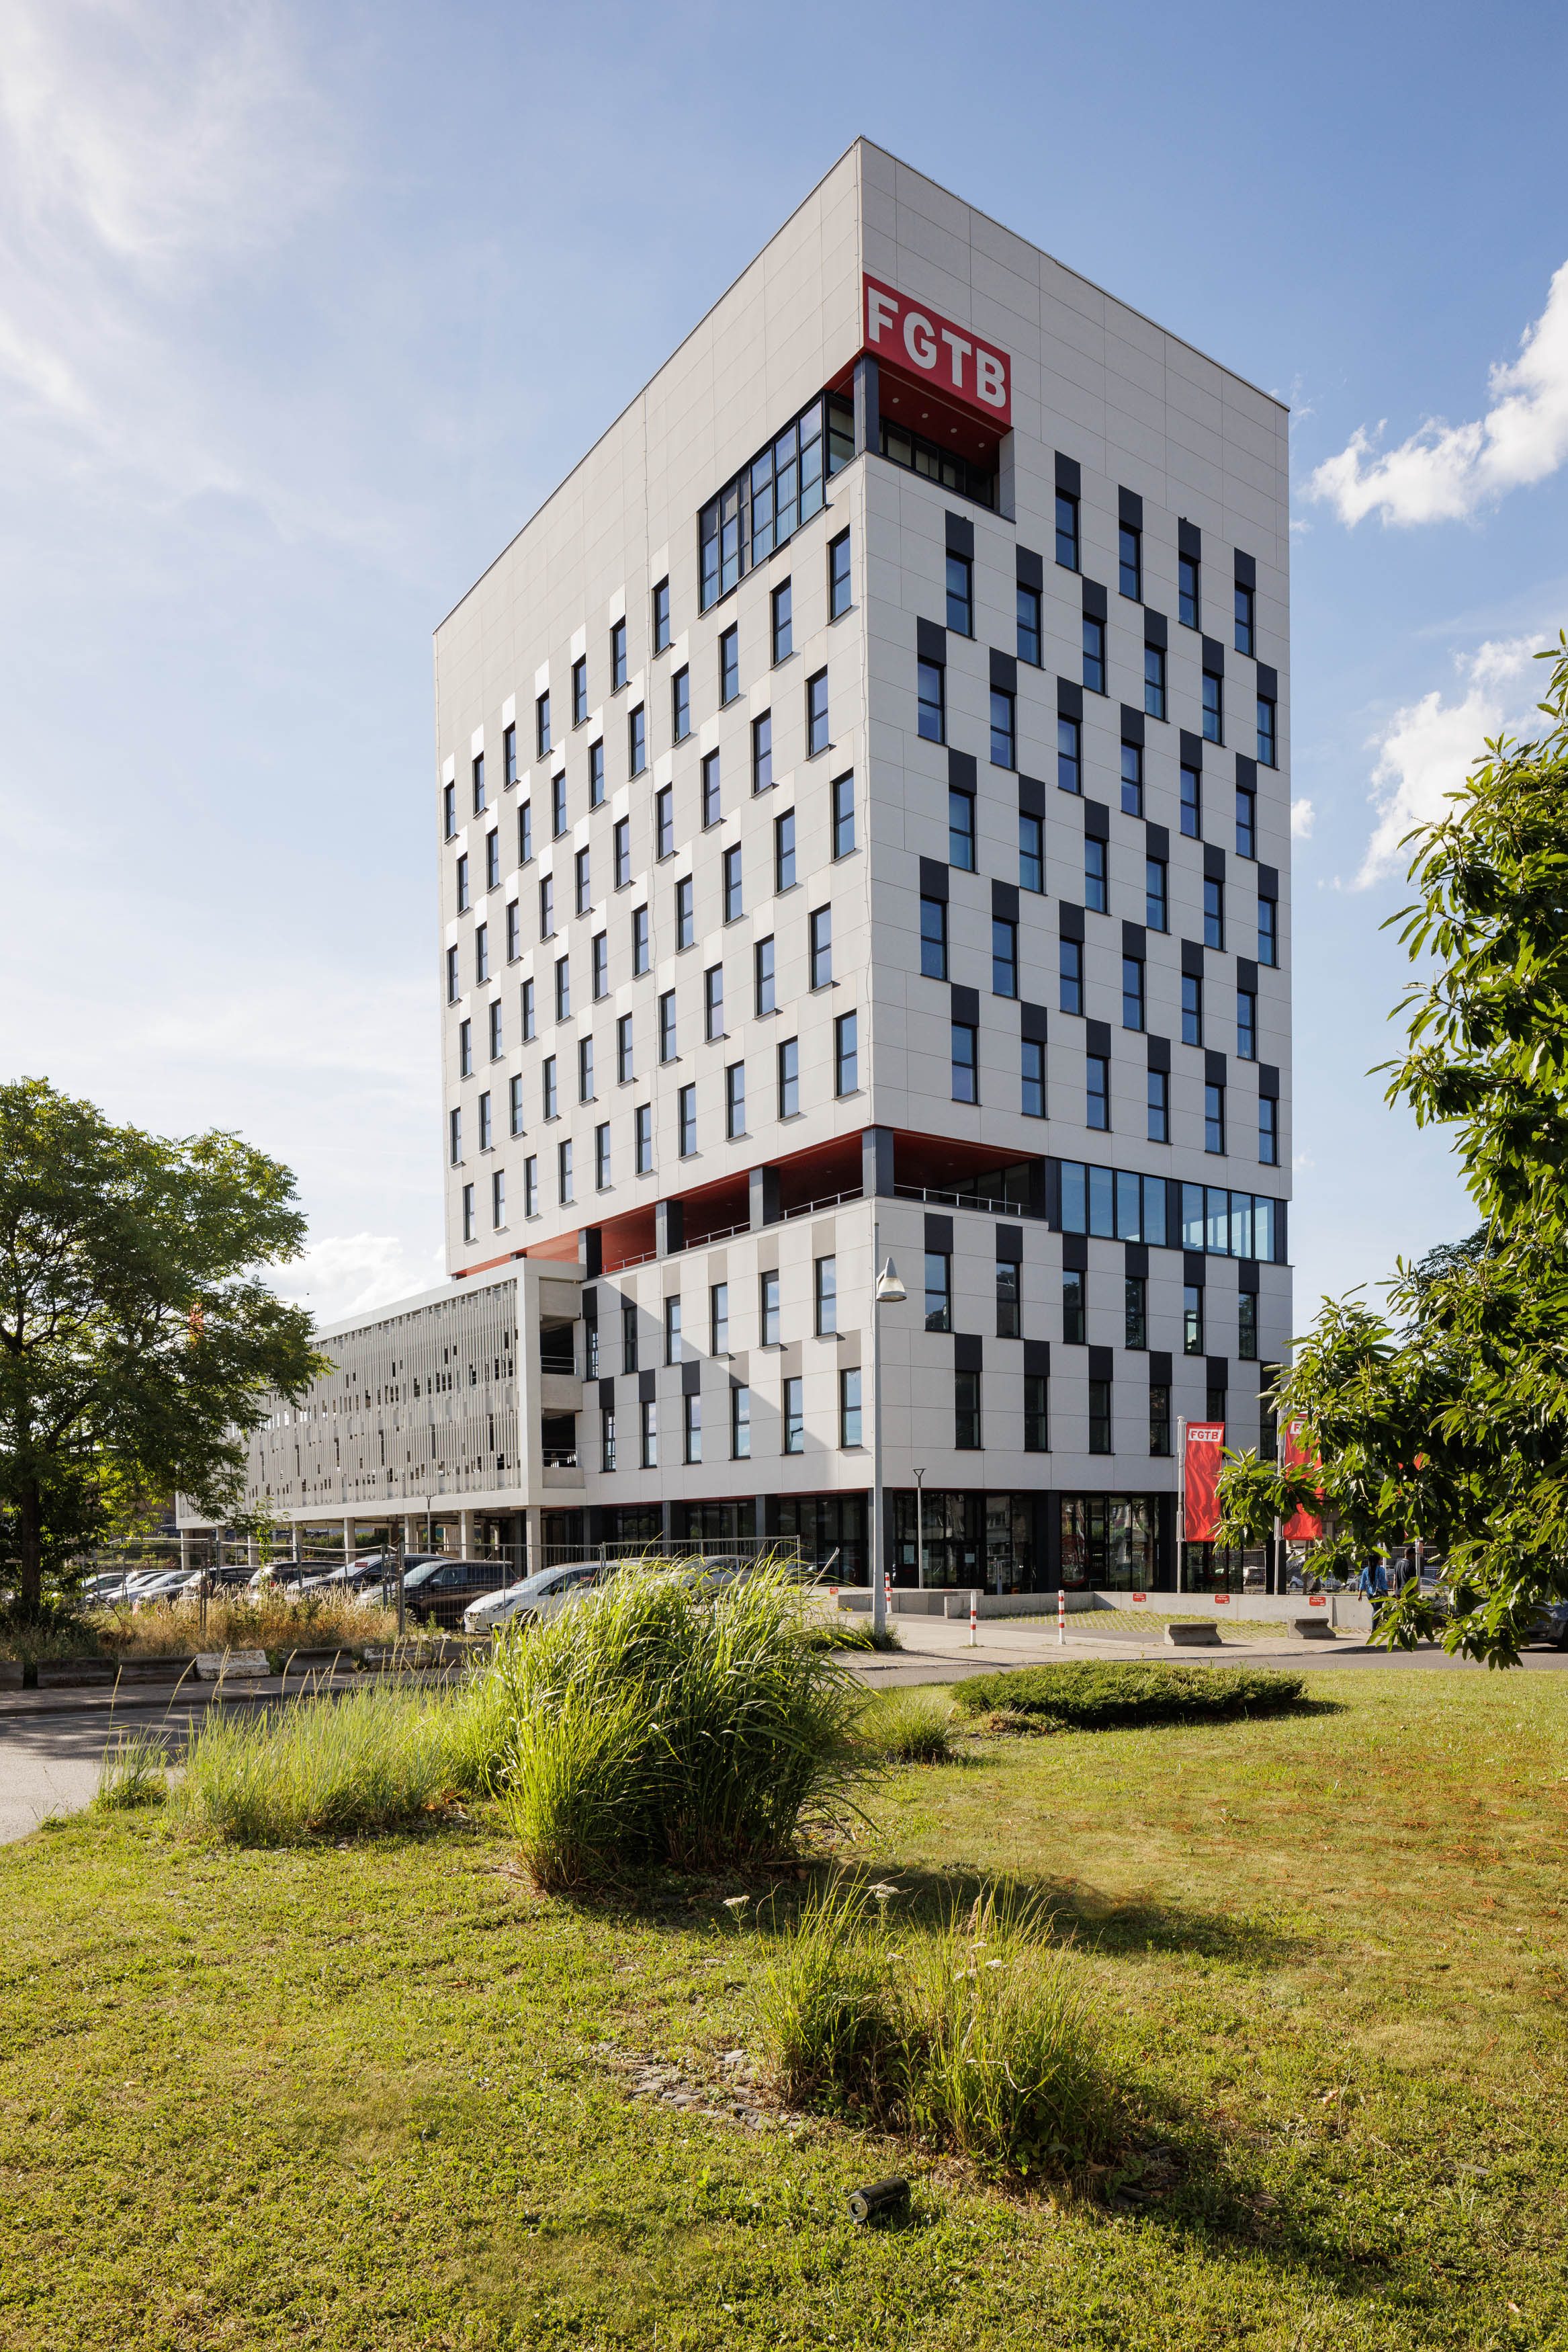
top-left (247, 1535), bottom-right (260, 1570)
top-left (179, 1531), bottom-right (193, 1577)
top-left (291, 1523), bottom-right (301, 1563)
top-left (402, 1513), bottom-right (419, 1555)
top-left (524, 1506), bottom-right (543, 1579)
top-left (861, 1127), bottom-right (895, 1201)
top-left (343, 1517), bottom-right (356, 1565)
top-left (853, 352), bottom-right (879, 456)
top-left (458, 1507), bottom-right (476, 1558)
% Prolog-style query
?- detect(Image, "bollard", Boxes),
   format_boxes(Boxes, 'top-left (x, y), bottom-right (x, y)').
top-left (969, 1588), bottom-right (978, 1648)
top-left (883, 1571), bottom-right (892, 1622)
top-left (1058, 1588), bottom-right (1067, 1646)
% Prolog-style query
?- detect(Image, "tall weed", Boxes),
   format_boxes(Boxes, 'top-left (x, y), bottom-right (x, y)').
top-left (857, 1686), bottom-right (952, 1764)
top-left (94, 1729), bottom-right (169, 1810)
top-left (173, 1683), bottom-right (457, 1843)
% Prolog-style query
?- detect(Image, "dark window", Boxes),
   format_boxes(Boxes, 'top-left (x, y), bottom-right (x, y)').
top-left (672, 665), bottom-right (690, 742)
top-left (778, 1036), bottom-right (799, 1117)
top-left (589, 738), bottom-right (605, 806)
top-left (1205, 1083), bottom-right (1226, 1154)
top-left (1234, 582), bottom-right (1254, 657)
top-left (449, 1105), bottom-right (462, 1163)
top-left (1145, 857), bottom-right (1168, 931)
top-left (720, 626), bottom-right (739, 705)
top-left (509, 1073), bottom-right (523, 1136)
top-left (920, 896), bottom-right (947, 979)
top-left (732, 1384), bottom-right (751, 1458)
top-left (829, 530), bottom-right (852, 620)
top-left (505, 901), bottom-right (521, 962)
top-left (1022, 1036), bottom-right (1045, 1117)
top-left (488, 998), bottom-right (503, 1058)
top-left (783, 1376), bottom-right (804, 1455)
top-left (1017, 583), bottom-right (1042, 665)
top-left (1059, 938), bottom-right (1082, 1015)
top-left (990, 687), bottom-right (1015, 767)
top-left (1178, 554), bottom-right (1199, 630)
top-left (503, 724), bottom-right (517, 787)
top-left (641, 1398), bottom-right (656, 1467)
top-left (1202, 671), bottom-right (1223, 745)
top-left (462, 1182), bottom-right (475, 1243)
top-left (951, 1021), bottom-right (978, 1103)
top-left (1239, 1289), bottom-right (1258, 1360)
top-left (1204, 876), bottom-right (1225, 950)
top-left (678, 1083), bottom-right (697, 1157)
top-left (771, 580), bottom-right (792, 665)
top-left (815, 1255), bottom-right (837, 1337)
top-left (1182, 972), bottom-right (1203, 1046)
top-left (629, 702), bottom-right (646, 775)
top-left (1260, 1097), bottom-right (1278, 1166)
top-left (658, 990), bottom-right (677, 1060)
top-left (1119, 523), bottom-right (1141, 601)
top-left (992, 918), bottom-right (1017, 997)
top-left (839, 1366), bottom-right (862, 1449)
top-left (554, 955), bottom-right (570, 1022)
top-left (655, 785), bottom-right (674, 860)
top-left (1183, 1286), bottom-right (1204, 1355)
top-left (456, 854), bottom-right (470, 912)
top-left (1180, 764), bottom-right (1201, 839)
top-left (652, 577), bottom-right (670, 653)
top-left (726, 1060), bottom-right (746, 1136)
top-left (676, 875), bottom-right (695, 950)
top-left (522, 978), bottom-right (536, 1040)
top-left (541, 1055), bottom-right (557, 1118)
top-left (1236, 784), bottom-right (1255, 858)
top-left (1082, 615), bottom-right (1106, 694)
top-left (578, 1036), bottom-right (595, 1101)
top-left (774, 808), bottom-right (795, 892)
top-left (536, 691), bottom-right (551, 757)
top-left (1125, 1275), bottom-right (1147, 1349)
top-left (1088, 1379), bottom-right (1113, 1455)
top-left (613, 816), bottom-right (631, 888)
top-left (1085, 837), bottom-right (1106, 913)
top-left (1150, 1384), bottom-right (1171, 1456)
top-left (1020, 812), bottom-right (1043, 892)
top-left (924, 1252), bottom-right (951, 1332)
top-left (879, 416), bottom-right (994, 505)
top-left (1144, 644), bottom-right (1166, 720)
top-left (600, 1406), bottom-right (615, 1472)
top-left (574, 846), bottom-right (591, 916)
top-left (523, 1158), bottom-right (538, 1218)
top-left (806, 669), bottom-right (829, 755)
top-left (1121, 741), bottom-right (1143, 816)
top-left (472, 753), bottom-right (486, 812)
top-left (486, 831), bottom-right (500, 890)
top-left (702, 749), bottom-right (722, 829)
top-left (752, 711), bottom-right (773, 794)
top-left (917, 658), bottom-right (945, 743)
top-left (1025, 1374), bottom-right (1049, 1452)
top-left (996, 1257), bottom-right (1020, 1339)
top-left (1257, 696), bottom-right (1276, 765)
top-left (520, 801), bottom-right (533, 863)
top-left (1057, 716), bottom-right (1081, 794)
top-left (634, 1103), bottom-right (652, 1173)
top-left (1087, 1053), bottom-right (1109, 1130)
top-left (617, 1011), bottom-right (633, 1083)
top-left (1063, 1269), bottom-right (1086, 1345)
top-left (755, 935), bottom-right (775, 1014)
top-left (443, 780), bottom-right (455, 839)
top-left (1147, 1069), bottom-right (1169, 1142)
top-left (834, 1010), bottom-right (858, 1095)
top-left (955, 1369), bottom-right (982, 1450)
top-left (552, 771), bottom-right (567, 837)
top-left (538, 874), bottom-right (553, 935)
top-left (1238, 989), bottom-right (1256, 1060)
top-left (572, 656), bottom-right (588, 728)
top-left (1123, 956), bottom-right (1144, 1031)
top-left (832, 771), bottom-right (855, 858)
top-left (723, 844), bottom-right (743, 923)
top-left (946, 552), bottom-right (973, 635)
top-left (611, 617), bottom-right (627, 690)
top-left (810, 905), bottom-right (832, 989)
top-left (445, 944), bottom-right (459, 1003)
top-left (1258, 898), bottom-right (1278, 967)
top-left (1056, 489), bottom-right (1080, 569)
top-left (949, 787), bottom-right (975, 870)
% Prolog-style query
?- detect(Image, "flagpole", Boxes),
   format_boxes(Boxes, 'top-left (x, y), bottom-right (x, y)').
top-left (1176, 1414), bottom-right (1186, 1596)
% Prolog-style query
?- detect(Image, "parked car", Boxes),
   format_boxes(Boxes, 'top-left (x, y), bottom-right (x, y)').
top-left (396, 1557), bottom-right (513, 1630)
top-left (1527, 1600), bottom-right (1568, 1650)
top-left (463, 1562), bottom-right (603, 1634)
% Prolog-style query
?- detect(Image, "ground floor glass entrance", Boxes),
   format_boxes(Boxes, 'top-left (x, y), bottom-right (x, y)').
top-left (1059, 1497), bottom-right (1159, 1590)
top-left (891, 1493), bottom-right (1036, 1591)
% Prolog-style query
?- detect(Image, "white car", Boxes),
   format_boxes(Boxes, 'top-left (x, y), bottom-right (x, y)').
top-left (463, 1562), bottom-right (603, 1634)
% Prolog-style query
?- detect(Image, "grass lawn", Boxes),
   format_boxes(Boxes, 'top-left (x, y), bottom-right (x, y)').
top-left (3, 1669), bottom-right (1565, 2349)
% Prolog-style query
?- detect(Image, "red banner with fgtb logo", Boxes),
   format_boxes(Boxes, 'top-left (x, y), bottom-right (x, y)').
top-left (1282, 1421), bottom-right (1324, 1540)
top-left (1182, 1422), bottom-right (1226, 1542)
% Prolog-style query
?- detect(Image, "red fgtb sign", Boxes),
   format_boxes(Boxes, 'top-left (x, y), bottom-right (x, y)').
top-left (1282, 1420), bottom-right (1324, 1540)
top-left (1183, 1422), bottom-right (1226, 1543)
top-left (862, 276), bottom-right (1012, 426)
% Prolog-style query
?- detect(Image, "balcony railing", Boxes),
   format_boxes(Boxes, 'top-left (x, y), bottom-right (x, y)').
top-left (541, 1446), bottom-right (579, 1468)
top-left (894, 1182), bottom-right (1039, 1218)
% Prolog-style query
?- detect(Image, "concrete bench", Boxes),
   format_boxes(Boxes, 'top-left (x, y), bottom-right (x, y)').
top-left (193, 1649), bottom-right (269, 1681)
top-left (1164, 1622), bottom-right (1223, 1647)
top-left (1289, 1618), bottom-right (1335, 1640)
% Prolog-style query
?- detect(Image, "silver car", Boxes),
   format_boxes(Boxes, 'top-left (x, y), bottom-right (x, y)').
top-left (463, 1563), bottom-right (603, 1634)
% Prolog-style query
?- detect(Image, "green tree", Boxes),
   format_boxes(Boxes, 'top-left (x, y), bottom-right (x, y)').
top-left (1219, 637), bottom-right (1568, 1666)
top-left (0, 1078), bottom-right (325, 1608)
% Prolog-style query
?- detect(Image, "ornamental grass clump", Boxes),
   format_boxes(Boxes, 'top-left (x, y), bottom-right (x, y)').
top-left (479, 1561), bottom-right (865, 1889)
top-left (173, 1682), bottom-right (458, 1844)
top-left (93, 1728), bottom-right (169, 1811)
top-left (756, 1881), bottom-right (1112, 2181)
top-left (857, 1685), bottom-right (953, 1765)
top-left (951, 1659), bottom-right (1306, 1732)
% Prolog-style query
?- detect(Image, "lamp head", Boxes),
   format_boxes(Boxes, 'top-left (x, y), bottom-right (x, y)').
top-left (875, 1255), bottom-right (907, 1305)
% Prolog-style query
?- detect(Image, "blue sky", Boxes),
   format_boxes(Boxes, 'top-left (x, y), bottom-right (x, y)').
top-left (2, 0), bottom-right (1565, 1327)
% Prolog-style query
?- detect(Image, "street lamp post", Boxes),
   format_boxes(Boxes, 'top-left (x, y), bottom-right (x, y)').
top-left (870, 1218), bottom-right (907, 1642)
top-left (913, 1466), bottom-right (926, 1592)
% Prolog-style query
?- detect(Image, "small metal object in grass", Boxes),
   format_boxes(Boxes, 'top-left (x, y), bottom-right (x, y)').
top-left (847, 2177), bottom-right (908, 2224)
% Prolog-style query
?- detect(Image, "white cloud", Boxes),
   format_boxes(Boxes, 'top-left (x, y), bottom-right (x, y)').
top-left (274, 1234), bottom-right (447, 1331)
top-left (1291, 798), bottom-right (1315, 841)
top-left (1354, 634), bottom-right (1547, 887)
top-left (1309, 260), bottom-right (1568, 526)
